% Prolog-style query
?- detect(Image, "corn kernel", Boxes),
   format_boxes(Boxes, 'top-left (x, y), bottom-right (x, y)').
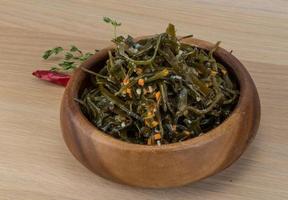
top-left (154, 133), bottom-right (161, 140)
top-left (123, 78), bottom-right (129, 85)
top-left (155, 91), bottom-right (161, 101)
top-left (138, 78), bottom-right (145, 86)
top-left (126, 88), bottom-right (132, 98)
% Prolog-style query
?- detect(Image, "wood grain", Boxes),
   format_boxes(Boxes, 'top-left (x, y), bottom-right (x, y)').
top-left (0, 0), bottom-right (287, 199)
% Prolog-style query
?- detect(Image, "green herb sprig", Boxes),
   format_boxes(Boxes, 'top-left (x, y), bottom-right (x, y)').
top-left (40, 16), bottom-right (120, 74)
top-left (103, 16), bottom-right (122, 39)
top-left (42, 45), bottom-right (97, 74)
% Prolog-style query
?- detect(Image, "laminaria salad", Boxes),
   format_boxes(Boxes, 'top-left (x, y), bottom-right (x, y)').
top-left (34, 17), bottom-right (239, 145)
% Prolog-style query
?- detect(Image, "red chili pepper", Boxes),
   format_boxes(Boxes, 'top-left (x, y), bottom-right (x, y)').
top-left (32, 70), bottom-right (70, 86)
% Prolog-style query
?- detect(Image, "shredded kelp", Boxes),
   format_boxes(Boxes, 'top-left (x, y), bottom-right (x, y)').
top-left (76, 22), bottom-right (239, 145)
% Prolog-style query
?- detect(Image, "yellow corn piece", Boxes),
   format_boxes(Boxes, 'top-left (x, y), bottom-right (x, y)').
top-left (138, 78), bottom-right (145, 86)
top-left (155, 91), bottom-right (161, 101)
top-left (145, 119), bottom-right (159, 128)
top-left (221, 69), bottom-right (227, 75)
top-left (123, 78), bottom-right (129, 85)
top-left (126, 88), bottom-right (132, 98)
top-left (210, 70), bottom-right (218, 76)
top-left (154, 133), bottom-right (161, 140)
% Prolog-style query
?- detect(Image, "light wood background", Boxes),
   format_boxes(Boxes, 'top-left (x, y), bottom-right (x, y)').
top-left (0, 0), bottom-right (287, 199)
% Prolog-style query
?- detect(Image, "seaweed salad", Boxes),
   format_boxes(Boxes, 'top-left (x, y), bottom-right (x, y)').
top-left (76, 18), bottom-right (239, 145)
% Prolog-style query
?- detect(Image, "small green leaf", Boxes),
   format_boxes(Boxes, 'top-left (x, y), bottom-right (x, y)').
top-left (103, 16), bottom-right (121, 27)
top-left (42, 49), bottom-right (53, 60)
top-left (166, 23), bottom-right (176, 37)
top-left (59, 61), bottom-right (75, 66)
top-left (53, 47), bottom-right (64, 54)
top-left (50, 66), bottom-right (58, 71)
top-left (111, 21), bottom-right (121, 27)
top-left (79, 52), bottom-right (93, 61)
top-left (70, 45), bottom-right (82, 54)
top-left (42, 47), bottom-right (63, 60)
top-left (58, 61), bottom-right (76, 70)
top-left (65, 52), bottom-right (74, 60)
top-left (103, 16), bottom-right (112, 23)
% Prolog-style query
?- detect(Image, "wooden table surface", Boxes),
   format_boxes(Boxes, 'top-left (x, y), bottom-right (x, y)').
top-left (0, 1), bottom-right (287, 199)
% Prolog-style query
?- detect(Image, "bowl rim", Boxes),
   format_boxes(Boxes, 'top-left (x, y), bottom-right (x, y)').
top-left (64, 37), bottom-right (252, 152)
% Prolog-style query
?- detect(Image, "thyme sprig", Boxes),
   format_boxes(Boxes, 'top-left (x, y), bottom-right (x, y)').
top-left (42, 46), bottom-right (96, 74)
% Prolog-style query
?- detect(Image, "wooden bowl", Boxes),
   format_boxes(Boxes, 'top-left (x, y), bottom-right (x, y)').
top-left (60, 37), bottom-right (260, 188)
